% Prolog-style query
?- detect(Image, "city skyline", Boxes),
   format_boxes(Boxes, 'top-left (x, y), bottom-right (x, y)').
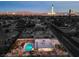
top-left (0, 1), bottom-right (79, 13)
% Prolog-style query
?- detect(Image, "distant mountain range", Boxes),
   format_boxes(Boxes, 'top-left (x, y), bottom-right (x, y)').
top-left (0, 11), bottom-right (79, 16)
top-left (0, 11), bottom-right (48, 16)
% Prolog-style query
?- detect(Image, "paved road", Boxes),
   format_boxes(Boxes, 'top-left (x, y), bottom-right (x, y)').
top-left (49, 23), bottom-right (79, 57)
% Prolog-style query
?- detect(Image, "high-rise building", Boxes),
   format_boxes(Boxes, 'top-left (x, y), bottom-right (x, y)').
top-left (48, 3), bottom-right (56, 15)
top-left (52, 4), bottom-right (54, 14)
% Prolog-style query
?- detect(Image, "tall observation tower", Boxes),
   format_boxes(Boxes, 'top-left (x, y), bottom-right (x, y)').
top-left (48, 3), bottom-right (56, 15)
top-left (52, 4), bottom-right (54, 14)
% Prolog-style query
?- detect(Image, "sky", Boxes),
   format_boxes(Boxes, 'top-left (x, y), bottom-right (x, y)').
top-left (0, 1), bottom-right (79, 13)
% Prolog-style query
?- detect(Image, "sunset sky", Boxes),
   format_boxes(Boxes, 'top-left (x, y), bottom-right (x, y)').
top-left (0, 1), bottom-right (79, 12)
